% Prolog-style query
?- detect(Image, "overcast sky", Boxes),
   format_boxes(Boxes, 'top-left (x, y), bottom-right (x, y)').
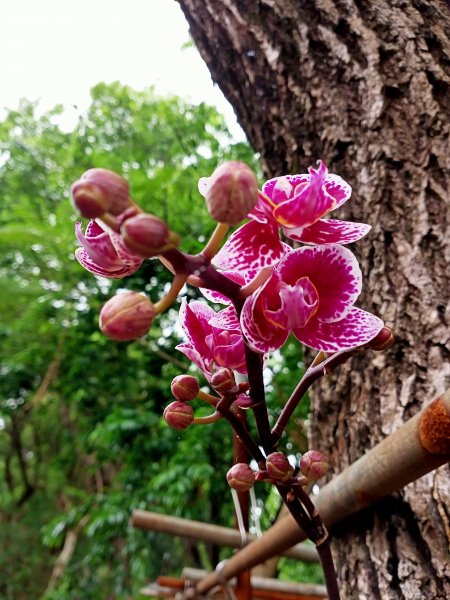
top-left (0, 0), bottom-right (243, 136)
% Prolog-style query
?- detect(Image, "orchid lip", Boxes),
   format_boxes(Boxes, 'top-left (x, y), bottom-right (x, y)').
top-left (264, 277), bottom-right (320, 331)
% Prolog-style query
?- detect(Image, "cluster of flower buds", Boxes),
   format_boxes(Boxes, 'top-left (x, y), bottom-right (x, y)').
top-left (99, 291), bottom-right (156, 341)
top-left (163, 375), bottom-right (201, 430)
top-left (226, 449), bottom-right (329, 492)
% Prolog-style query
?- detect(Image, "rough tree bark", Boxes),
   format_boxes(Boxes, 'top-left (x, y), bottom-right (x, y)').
top-left (176, 1), bottom-right (450, 598)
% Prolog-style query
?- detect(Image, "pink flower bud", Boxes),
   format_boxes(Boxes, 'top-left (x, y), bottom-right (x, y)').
top-left (70, 181), bottom-right (110, 218)
top-left (121, 214), bottom-right (177, 258)
top-left (300, 450), bottom-right (329, 481)
top-left (226, 463), bottom-right (255, 492)
top-left (163, 401), bottom-right (194, 430)
top-left (366, 326), bottom-right (394, 351)
top-left (266, 452), bottom-right (294, 481)
top-left (210, 368), bottom-right (238, 395)
top-left (234, 393), bottom-right (254, 409)
top-left (204, 161), bottom-right (259, 226)
top-left (99, 291), bottom-right (155, 341)
top-left (171, 375), bottom-right (200, 401)
top-left (71, 168), bottom-right (131, 217)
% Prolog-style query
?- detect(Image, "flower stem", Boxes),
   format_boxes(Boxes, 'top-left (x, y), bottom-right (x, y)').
top-left (271, 348), bottom-right (360, 445)
top-left (197, 390), bottom-right (220, 407)
top-left (244, 345), bottom-right (273, 455)
top-left (99, 212), bottom-right (121, 232)
top-left (154, 274), bottom-right (187, 314)
top-left (296, 486), bottom-right (340, 600)
top-left (193, 411), bottom-right (222, 425)
top-left (238, 267), bottom-right (272, 299)
top-left (216, 397), bottom-right (266, 467)
top-left (201, 222), bottom-right (229, 260)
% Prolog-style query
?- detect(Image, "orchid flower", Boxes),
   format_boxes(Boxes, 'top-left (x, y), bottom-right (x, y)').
top-left (176, 299), bottom-right (247, 380)
top-left (211, 161), bottom-right (370, 277)
top-left (75, 220), bottom-right (143, 278)
top-left (240, 244), bottom-right (383, 353)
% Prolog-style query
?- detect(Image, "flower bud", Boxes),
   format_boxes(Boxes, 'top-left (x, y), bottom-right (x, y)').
top-left (226, 463), bottom-right (255, 492)
top-left (210, 368), bottom-right (238, 395)
top-left (70, 181), bottom-right (110, 218)
top-left (99, 291), bottom-right (155, 341)
top-left (366, 326), bottom-right (394, 351)
top-left (171, 375), bottom-right (200, 401)
top-left (163, 401), bottom-right (194, 430)
top-left (71, 168), bottom-right (131, 217)
top-left (204, 161), bottom-right (259, 226)
top-left (266, 452), bottom-right (295, 481)
top-left (300, 450), bottom-right (329, 481)
top-left (121, 214), bottom-right (178, 258)
top-left (234, 393), bottom-right (254, 409)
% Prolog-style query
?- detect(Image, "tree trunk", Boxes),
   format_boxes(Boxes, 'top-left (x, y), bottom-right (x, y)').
top-left (176, 0), bottom-right (450, 598)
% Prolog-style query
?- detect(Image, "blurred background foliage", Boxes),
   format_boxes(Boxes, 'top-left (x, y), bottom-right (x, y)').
top-left (0, 82), bottom-right (314, 599)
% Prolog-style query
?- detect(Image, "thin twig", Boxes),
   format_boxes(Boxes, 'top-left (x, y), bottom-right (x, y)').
top-left (271, 348), bottom-right (359, 445)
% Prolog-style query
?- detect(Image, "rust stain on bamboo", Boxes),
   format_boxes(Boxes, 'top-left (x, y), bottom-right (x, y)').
top-left (419, 391), bottom-right (450, 455)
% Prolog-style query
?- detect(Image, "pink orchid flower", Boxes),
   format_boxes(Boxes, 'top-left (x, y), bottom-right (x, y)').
top-left (212, 161), bottom-right (370, 277)
top-left (75, 220), bottom-right (143, 278)
top-left (176, 299), bottom-right (247, 379)
top-left (240, 244), bottom-right (383, 353)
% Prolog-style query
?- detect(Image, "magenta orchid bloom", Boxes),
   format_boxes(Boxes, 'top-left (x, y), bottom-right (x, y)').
top-left (240, 244), bottom-right (383, 353)
top-left (176, 299), bottom-right (247, 379)
top-left (211, 161), bottom-right (370, 277)
top-left (75, 220), bottom-right (143, 278)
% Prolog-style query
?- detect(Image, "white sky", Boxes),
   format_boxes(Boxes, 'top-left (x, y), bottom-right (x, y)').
top-left (0, 0), bottom-right (244, 137)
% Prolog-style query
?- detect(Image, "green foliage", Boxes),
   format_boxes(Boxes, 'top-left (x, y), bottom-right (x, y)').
top-left (278, 555), bottom-right (325, 585)
top-left (0, 82), bottom-right (316, 600)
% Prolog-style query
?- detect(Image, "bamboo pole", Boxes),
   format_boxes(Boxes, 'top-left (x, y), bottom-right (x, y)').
top-left (182, 567), bottom-right (327, 597)
top-left (131, 509), bottom-right (320, 562)
top-left (191, 390), bottom-right (450, 596)
top-left (140, 570), bottom-right (327, 598)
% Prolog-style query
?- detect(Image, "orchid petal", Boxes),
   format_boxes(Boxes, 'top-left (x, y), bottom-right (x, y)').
top-left (75, 221), bottom-right (120, 268)
top-left (108, 230), bottom-right (144, 266)
top-left (262, 174), bottom-right (309, 204)
top-left (272, 161), bottom-right (335, 228)
top-left (198, 176), bottom-right (211, 197)
top-left (213, 220), bottom-right (285, 279)
top-left (247, 191), bottom-right (276, 223)
top-left (177, 299), bottom-right (247, 377)
top-left (75, 220), bottom-right (142, 278)
top-left (214, 333), bottom-right (247, 373)
top-left (74, 248), bottom-right (140, 279)
top-left (284, 219), bottom-right (371, 245)
top-left (209, 305), bottom-right (241, 330)
top-left (240, 274), bottom-right (289, 353)
top-left (277, 245), bottom-right (362, 323)
top-left (324, 174), bottom-right (352, 210)
top-left (294, 307), bottom-right (384, 352)
top-left (178, 299), bottom-right (215, 359)
top-left (175, 342), bottom-right (213, 380)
